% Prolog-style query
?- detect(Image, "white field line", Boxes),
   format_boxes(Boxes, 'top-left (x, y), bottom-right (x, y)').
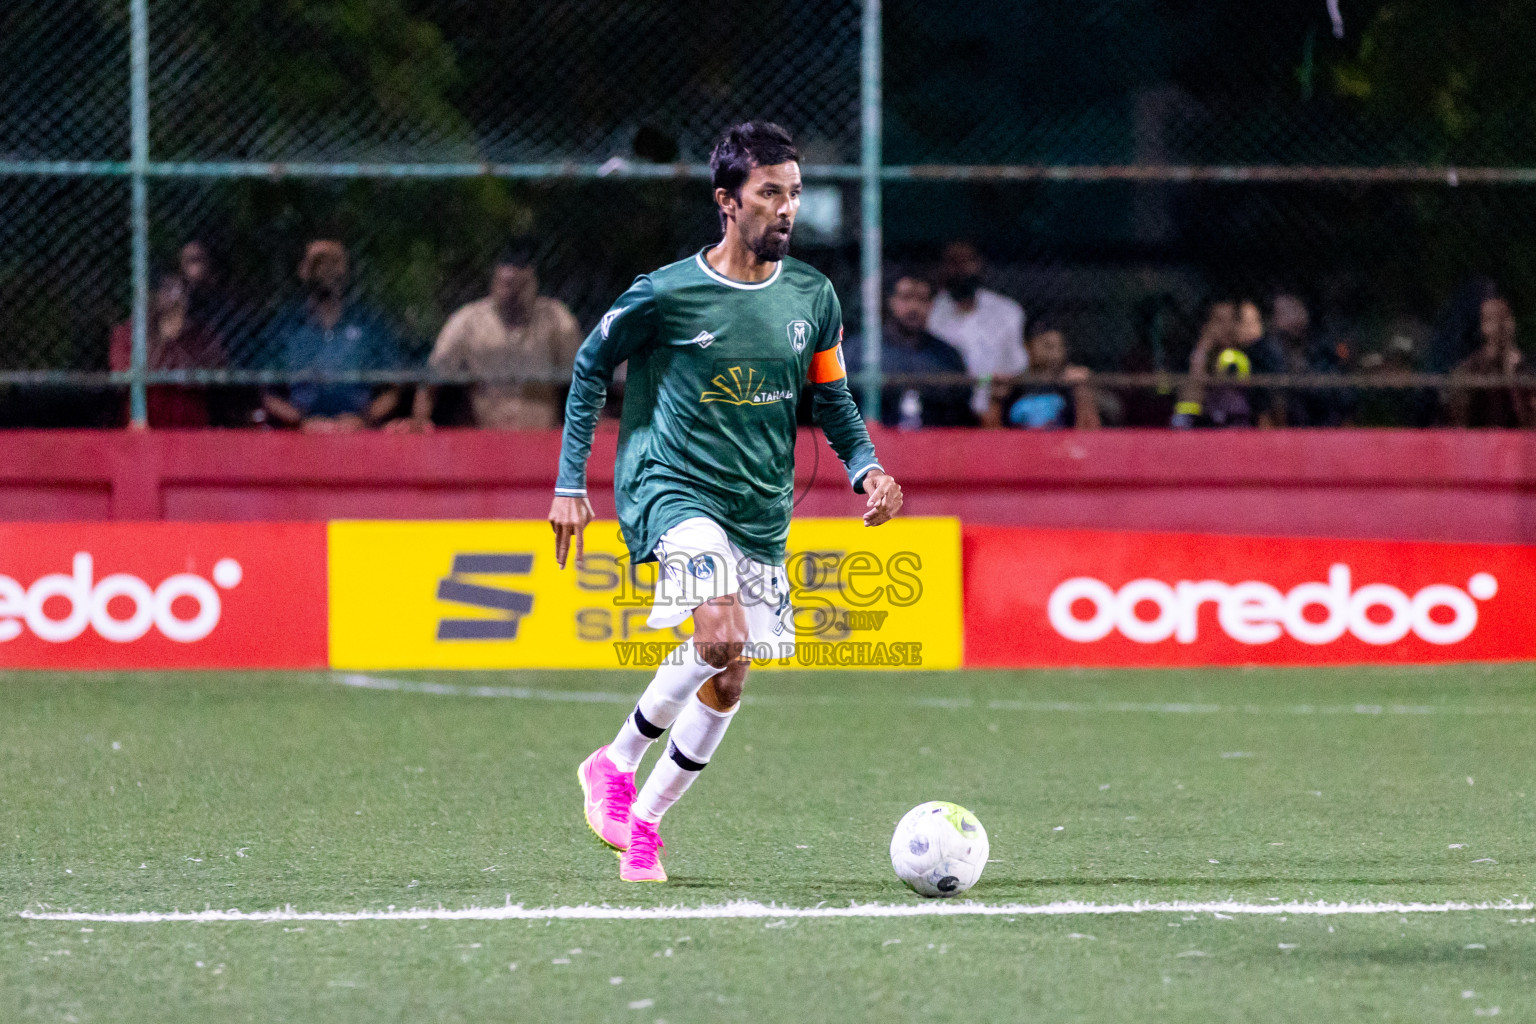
top-left (332, 674), bottom-right (635, 704)
top-left (18, 900), bottom-right (1535, 925)
top-left (331, 673), bottom-right (1533, 717)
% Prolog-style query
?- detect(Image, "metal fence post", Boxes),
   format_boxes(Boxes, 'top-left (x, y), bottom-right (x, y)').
top-left (859, 0), bottom-right (882, 421)
top-left (128, 0), bottom-right (150, 428)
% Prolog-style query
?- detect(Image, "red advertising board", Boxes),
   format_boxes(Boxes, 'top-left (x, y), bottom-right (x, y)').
top-left (0, 523), bottom-right (327, 668)
top-left (964, 526), bottom-right (1536, 667)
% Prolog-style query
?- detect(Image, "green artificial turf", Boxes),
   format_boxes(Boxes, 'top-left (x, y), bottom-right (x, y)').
top-left (3, 665), bottom-right (1534, 1022)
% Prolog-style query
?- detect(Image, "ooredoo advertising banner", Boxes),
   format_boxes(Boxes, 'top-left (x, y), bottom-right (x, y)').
top-left (0, 523), bottom-right (328, 669)
top-left (964, 525), bottom-right (1536, 667)
top-left (328, 518), bottom-right (963, 670)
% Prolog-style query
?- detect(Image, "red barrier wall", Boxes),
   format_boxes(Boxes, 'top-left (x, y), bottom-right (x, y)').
top-left (3, 428), bottom-right (1536, 543)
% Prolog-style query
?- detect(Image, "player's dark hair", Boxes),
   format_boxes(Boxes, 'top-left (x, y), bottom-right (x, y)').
top-left (710, 121), bottom-right (799, 231)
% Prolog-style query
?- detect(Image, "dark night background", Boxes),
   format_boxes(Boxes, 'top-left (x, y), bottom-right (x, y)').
top-left (3, 0), bottom-right (1536, 422)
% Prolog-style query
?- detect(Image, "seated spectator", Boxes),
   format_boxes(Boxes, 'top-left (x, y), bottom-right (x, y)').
top-left (178, 240), bottom-right (243, 343)
top-left (257, 240), bottom-right (403, 432)
top-left (1006, 324), bottom-right (1100, 430)
top-left (1356, 331), bottom-right (1434, 427)
top-left (1426, 277), bottom-right (1499, 373)
top-left (845, 273), bottom-right (975, 429)
top-left (1119, 292), bottom-right (1191, 427)
top-left (108, 272), bottom-right (225, 428)
top-left (410, 246), bottom-right (582, 430)
top-left (927, 241), bottom-right (1027, 427)
top-left (1206, 298), bottom-right (1278, 427)
top-left (178, 239), bottom-right (262, 425)
top-left (1447, 295), bottom-right (1534, 428)
top-left (1260, 292), bottom-right (1352, 426)
top-left (1172, 298), bottom-right (1241, 428)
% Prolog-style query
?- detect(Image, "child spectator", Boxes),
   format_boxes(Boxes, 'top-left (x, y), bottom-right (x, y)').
top-left (1007, 324), bottom-right (1100, 430)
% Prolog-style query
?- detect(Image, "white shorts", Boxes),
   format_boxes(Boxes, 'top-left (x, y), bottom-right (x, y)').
top-left (649, 517), bottom-right (795, 649)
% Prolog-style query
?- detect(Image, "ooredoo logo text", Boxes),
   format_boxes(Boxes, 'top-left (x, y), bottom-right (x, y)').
top-left (0, 553), bottom-right (244, 644)
top-left (1048, 564), bottom-right (1497, 647)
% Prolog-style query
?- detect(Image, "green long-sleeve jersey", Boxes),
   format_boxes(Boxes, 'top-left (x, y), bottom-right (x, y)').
top-left (556, 247), bottom-right (883, 566)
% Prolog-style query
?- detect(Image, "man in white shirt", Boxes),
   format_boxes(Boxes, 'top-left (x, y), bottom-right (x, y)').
top-left (926, 240), bottom-right (1027, 426)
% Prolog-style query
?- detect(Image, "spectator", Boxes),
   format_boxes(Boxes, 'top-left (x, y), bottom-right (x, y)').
top-left (845, 273), bottom-right (974, 429)
top-left (1447, 295), bottom-right (1534, 428)
top-left (108, 272), bottom-right (225, 428)
top-left (258, 239), bottom-right (403, 432)
top-left (1119, 292), bottom-right (1190, 426)
top-left (1426, 277), bottom-right (1499, 373)
top-left (927, 241), bottom-right (1027, 427)
top-left (1209, 298), bottom-right (1277, 427)
top-left (178, 240), bottom-right (242, 343)
top-left (1259, 292), bottom-right (1352, 426)
top-left (1006, 324), bottom-right (1101, 430)
top-left (410, 247), bottom-right (582, 430)
top-left (178, 239), bottom-right (261, 425)
top-left (1356, 331), bottom-right (1434, 427)
top-left (1172, 298), bottom-right (1240, 428)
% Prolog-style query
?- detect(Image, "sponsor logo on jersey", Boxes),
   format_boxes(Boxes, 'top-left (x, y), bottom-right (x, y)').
top-left (690, 330), bottom-right (716, 349)
top-left (436, 553), bottom-right (535, 641)
top-left (700, 366), bottom-right (792, 406)
top-left (786, 320), bottom-right (812, 353)
top-left (599, 305), bottom-right (630, 340)
top-left (1047, 564), bottom-right (1498, 647)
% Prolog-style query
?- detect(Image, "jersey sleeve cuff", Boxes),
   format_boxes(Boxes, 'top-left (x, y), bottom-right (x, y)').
top-left (554, 486), bottom-right (588, 497)
top-left (849, 462), bottom-right (884, 492)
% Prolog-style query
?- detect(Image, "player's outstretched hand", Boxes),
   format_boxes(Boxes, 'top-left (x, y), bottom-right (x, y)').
top-left (549, 495), bottom-right (594, 569)
top-left (861, 471), bottom-right (903, 527)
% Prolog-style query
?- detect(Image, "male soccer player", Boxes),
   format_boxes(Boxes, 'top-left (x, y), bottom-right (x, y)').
top-left (549, 121), bottom-right (903, 882)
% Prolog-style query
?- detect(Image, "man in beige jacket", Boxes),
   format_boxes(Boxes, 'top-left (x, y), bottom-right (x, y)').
top-left (412, 248), bottom-right (582, 430)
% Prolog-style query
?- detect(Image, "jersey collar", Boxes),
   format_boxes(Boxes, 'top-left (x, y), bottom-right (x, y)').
top-left (695, 246), bottom-right (783, 291)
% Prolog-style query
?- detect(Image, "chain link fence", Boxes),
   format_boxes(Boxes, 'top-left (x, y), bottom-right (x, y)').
top-left (4, 0), bottom-right (1536, 427)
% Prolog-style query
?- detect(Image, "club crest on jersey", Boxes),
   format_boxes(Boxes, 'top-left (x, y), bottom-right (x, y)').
top-left (786, 320), bottom-right (812, 353)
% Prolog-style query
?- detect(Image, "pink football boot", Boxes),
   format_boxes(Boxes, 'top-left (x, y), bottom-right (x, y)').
top-left (577, 746), bottom-right (635, 851)
top-left (619, 818), bottom-right (667, 882)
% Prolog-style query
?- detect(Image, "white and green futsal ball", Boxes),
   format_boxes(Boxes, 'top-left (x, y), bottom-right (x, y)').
top-left (889, 801), bottom-right (989, 897)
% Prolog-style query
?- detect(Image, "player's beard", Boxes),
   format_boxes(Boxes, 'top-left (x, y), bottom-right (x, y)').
top-left (749, 222), bottom-right (793, 262)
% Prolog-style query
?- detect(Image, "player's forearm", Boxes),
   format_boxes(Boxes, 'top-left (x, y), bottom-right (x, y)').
top-left (554, 372), bottom-right (606, 495)
top-left (812, 382), bottom-right (884, 491)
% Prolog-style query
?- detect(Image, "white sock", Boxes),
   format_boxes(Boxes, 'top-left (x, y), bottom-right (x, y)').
top-left (605, 639), bottom-right (720, 773)
top-left (631, 696), bottom-right (736, 823)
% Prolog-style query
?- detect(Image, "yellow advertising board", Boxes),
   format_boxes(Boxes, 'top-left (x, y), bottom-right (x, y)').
top-left (328, 517), bottom-right (961, 670)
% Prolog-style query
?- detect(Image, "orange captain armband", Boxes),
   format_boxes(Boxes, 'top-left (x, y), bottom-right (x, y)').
top-left (808, 342), bottom-right (848, 384)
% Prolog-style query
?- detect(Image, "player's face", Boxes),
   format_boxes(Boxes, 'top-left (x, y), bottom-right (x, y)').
top-left (730, 162), bottom-right (801, 262)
